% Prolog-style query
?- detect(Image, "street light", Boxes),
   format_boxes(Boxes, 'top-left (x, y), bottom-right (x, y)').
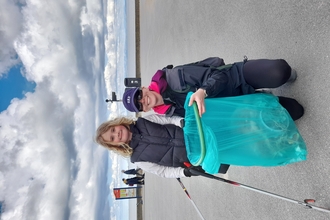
top-left (105, 92), bottom-right (122, 103)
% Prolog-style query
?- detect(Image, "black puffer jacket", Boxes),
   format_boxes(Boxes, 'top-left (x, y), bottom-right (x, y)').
top-left (159, 57), bottom-right (255, 117)
top-left (129, 118), bottom-right (188, 167)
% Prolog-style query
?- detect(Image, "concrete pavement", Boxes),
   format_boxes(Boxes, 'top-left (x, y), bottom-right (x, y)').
top-left (139, 1), bottom-right (330, 219)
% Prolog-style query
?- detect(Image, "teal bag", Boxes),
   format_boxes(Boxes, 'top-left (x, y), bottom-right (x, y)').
top-left (183, 92), bottom-right (307, 174)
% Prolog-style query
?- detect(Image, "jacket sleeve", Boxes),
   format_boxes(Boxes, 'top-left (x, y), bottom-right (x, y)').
top-left (135, 161), bottom-right (186, 178)
top-left (199, 72), bottom-right (229, 97)
top-left (143, 114), bottom-right (183, 127)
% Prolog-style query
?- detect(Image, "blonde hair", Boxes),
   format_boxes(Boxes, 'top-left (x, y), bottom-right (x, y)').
top-left (95, 117), bottom-right (135, 157)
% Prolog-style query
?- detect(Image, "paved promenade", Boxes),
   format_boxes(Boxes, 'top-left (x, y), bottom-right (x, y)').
top-left (138, 1), bottom-right (330, 219)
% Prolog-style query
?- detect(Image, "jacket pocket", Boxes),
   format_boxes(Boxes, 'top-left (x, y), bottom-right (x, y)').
top-left (165, 67), bottom-right (191, 93)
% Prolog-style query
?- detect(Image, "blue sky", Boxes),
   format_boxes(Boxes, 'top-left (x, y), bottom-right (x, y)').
top-left (0, 64), bottom-right (36, 112)
top-left (0, 0), bottom-right (135, 219)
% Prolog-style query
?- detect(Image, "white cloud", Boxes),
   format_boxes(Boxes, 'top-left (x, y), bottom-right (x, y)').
top-left (0, 0), bottom-right (113, 219)
top-left (0, 0), bottom-right (24, 76)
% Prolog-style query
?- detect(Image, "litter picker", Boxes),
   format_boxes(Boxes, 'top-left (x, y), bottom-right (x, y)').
top-left (176, 178), bottom-right (206, 220)
top-left (187, 165), bottom-right (330, 214)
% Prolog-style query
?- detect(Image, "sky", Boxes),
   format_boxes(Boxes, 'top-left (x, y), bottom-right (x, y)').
top-left (0, 65), bottom-right (36, 112)
top-left (0, 0), bottom-right (135, 219)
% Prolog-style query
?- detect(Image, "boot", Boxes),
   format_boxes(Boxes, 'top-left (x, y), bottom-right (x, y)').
top-left (255, 88), bottom-right (273, 94)
top-left (287, 69), bottom-right (297, 83)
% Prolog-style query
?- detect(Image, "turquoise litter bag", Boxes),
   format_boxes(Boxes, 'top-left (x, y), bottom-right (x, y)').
top-left (183, 92), bottom-right (307, 174)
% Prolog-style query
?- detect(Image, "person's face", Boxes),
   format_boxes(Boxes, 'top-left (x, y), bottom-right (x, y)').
top-left (101, 125), bottom-right (132, 144)
top-left (137, 87), bottom-right (161, 112)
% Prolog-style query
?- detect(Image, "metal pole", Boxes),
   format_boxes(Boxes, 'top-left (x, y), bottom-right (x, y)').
top-left (189, 169), bottom-right (330, 214)
top-left (176, 178), bottom-right (206, 220)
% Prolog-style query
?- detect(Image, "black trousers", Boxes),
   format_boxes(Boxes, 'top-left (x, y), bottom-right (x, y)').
top-left (243, 59), bottom-right (304, 121)
top-left (219, 59), bottom-right (304, 174)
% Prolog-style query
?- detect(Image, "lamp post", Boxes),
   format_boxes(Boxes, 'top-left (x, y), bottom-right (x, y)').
top-left (105, 92), bottom-right (122, 103)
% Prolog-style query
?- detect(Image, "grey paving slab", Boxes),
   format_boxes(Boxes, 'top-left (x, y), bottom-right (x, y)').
top-left (139, 1), bottom-right (330, 219)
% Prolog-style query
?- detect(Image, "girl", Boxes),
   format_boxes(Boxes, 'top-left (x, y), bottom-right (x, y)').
top-left (95, 115), bottom-right (192, 178)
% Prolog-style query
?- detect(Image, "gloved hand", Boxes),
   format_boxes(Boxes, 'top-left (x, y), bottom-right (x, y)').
top-left (183, 166), bottom-right (205, 177)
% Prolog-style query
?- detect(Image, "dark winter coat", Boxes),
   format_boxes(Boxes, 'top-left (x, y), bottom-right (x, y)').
top-left (129, 118), bottom-right (188, 167)
top-left (124, 177), bottom-right (143, 186)
top-left (153, 57), bottom-right (255, 117)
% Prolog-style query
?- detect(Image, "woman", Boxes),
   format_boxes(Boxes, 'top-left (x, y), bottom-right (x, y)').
top-left (122, 57), bottom-right (303, 119)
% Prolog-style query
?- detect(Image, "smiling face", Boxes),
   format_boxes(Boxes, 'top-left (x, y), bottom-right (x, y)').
top-left (101, 125), bottom-right (132, 144)
top-left (137, 87), bottom-right (164, 112)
